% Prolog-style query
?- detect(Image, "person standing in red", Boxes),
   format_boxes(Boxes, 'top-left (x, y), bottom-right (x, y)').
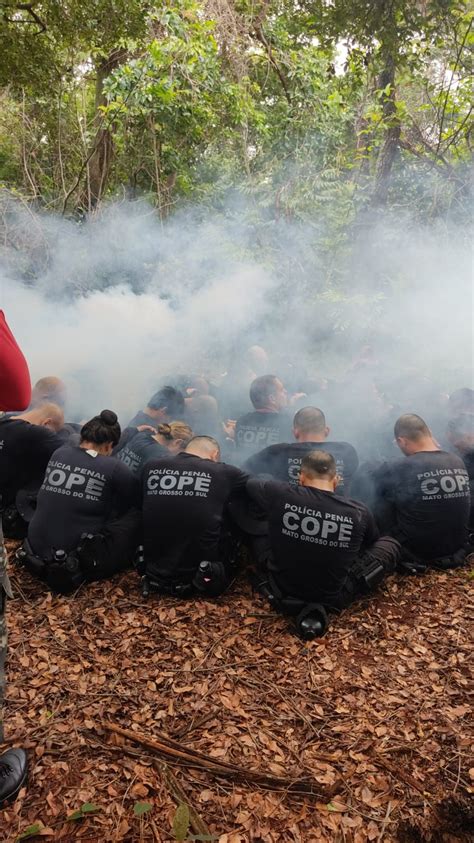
top-left (0, 310), bottom-right (29, 805)
top-left (0, 311), bottom-right (31, 413)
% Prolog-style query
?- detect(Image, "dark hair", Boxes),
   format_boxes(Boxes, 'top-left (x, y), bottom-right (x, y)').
top-left (80, 409), bottom-right (121, 447)
top-left (249, 375), bottom-right (279, 410)
top-left (301, 450), bottom-right (336, 479)
top-left (293, 406), bottom-right (326, 435)
top-left (147, 386), bottom-right (185, 416)
top-left (394, 413), bottom-right (430, 441)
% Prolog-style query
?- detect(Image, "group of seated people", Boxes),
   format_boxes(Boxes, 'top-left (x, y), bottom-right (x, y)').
top-left (1, 366), bottom-right (473, 638)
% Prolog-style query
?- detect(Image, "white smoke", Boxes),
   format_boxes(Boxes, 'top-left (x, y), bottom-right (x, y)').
top-left (0, 194), bottom-right (472, 433)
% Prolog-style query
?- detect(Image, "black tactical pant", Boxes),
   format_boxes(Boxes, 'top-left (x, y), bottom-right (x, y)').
top-left (262, 536), bottom-right (401, 615)
top-left (21, 509), bottom-right (141, 594)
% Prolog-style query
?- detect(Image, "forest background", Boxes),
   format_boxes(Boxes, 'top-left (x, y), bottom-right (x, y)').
top-left (0, 0), bottom-right (472, 357)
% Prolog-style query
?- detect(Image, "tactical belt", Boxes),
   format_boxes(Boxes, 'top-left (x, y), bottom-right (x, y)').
top-left (15, 540), bottom-right (85, 594)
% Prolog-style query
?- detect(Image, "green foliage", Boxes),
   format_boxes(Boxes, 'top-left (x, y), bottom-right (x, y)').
top-left (66, 802), bottom-right (102, 821)
top-left (0, 0), bottom-right (471, 239)
top-left (172, 803), bottom-right (190, 841)
top-left (133, 801), bottom-right (153, 816)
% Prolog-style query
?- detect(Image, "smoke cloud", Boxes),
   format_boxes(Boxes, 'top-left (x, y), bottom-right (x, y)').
top-left (0, 193), bottom-right (472, 437)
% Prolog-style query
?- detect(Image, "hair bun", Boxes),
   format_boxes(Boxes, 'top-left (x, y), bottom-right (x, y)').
top-left (100, 409), bottom-right (118, 426)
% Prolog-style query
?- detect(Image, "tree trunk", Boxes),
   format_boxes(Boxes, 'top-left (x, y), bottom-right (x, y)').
top-left (80, 48), bottom-right (126, 212)
top-left (372, 50), bottom-right (400, 206)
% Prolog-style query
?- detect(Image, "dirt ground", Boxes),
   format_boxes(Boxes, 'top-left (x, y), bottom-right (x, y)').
top-left (1, 543), bottom-right (473, 842)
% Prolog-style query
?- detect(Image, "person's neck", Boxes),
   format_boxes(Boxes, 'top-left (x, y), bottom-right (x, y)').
top-left (296, 431), bottom-right (326, 443)
top-left (301, 479), bottom-right (334, 492)
top-left (410, 437), bottom-right (440, 454)
top-left (256, 406), bottom-right (277, 414)
top-left (80, 440), bottom-right (109, 456)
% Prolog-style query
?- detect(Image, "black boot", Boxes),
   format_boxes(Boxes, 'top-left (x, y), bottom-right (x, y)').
top-left (0, 748), bottom-right (28, 806)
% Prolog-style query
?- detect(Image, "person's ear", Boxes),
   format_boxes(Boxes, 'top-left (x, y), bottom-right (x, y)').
top-left (293, 426), bottom-right (299, 440)
top-left (332, 475), bottom-right (340, 491)
top-left (299, 470), bottom-right (307, 486)
top-left (324, 426), bottom-right (330, 438)
top-left (103, 442), bottom-right (113, 456)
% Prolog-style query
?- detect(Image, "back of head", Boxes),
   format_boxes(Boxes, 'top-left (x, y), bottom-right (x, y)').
top-left (23, 402), bottom-right (64, 431)
top-left (80, 409), bottom-right (121, 447)
top-left (301, 450), bottom-right (337, 481)
top-left (157, 421), bottom-right (194, 447)
top-left (246, 345), bottom-right (268, 374)
top-left (293, 406), bottom-right (326, 436)
top-left (31, 376), bottom-right (66, 408)
top-left (449, 388), bottom-right (474, 416)
top-left (185, 435), bottom-right (221, 461)
top-left (249, 375), bottom-right (279, 410)
top-left (394, 413), bottom-right (431, 442)
top-left (148, 386), bottom-right (185, 417)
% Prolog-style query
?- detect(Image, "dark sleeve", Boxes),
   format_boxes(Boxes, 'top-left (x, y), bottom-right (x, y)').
top-left (227, 465), bottom-right (250, 494)
top-left (246, 476), bottom-right (279, 512)
top-left (0, 311), bottom-right (31, 411)
top-left (372, 461), bottom-right (398, 533)
top-left (360, 506), bottom-right (380, 549)
top-left (31, 427), bottom-right (65, 466)
top-left (244, 446), bottom-right (276, 477)
top-left (113, 427), bottom-right (139, 454)
top-left (343, 444), bottom-right (359, 480)
top-left (111, 460), bottom-right (140, 511)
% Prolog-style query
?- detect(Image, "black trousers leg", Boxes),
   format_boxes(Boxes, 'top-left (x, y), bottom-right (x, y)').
top-left (80, 508), bottom-right (141, 582)
top-left (359, 536), bottom-right (401, 575)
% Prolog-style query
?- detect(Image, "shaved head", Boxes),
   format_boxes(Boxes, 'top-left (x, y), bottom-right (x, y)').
top-left (300, 450), bottom-right (337, 481)
top-left (16, 402), bottom-right (64, 431)
top-left (31, 376), bottom-right (66, 407)
top-left (394, 414), bottom-right (431, 441)
top-left (293, 406), bottom-right (326, 435)
top-left (185, 435), bottom-right (221, 461)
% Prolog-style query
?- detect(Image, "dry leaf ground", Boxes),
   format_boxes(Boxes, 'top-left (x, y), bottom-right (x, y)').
top-left (1, 541), bottom-right (473, 843)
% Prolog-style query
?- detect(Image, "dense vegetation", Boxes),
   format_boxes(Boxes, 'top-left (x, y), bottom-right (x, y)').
top-left (0, 1), bottom-right (472, 281)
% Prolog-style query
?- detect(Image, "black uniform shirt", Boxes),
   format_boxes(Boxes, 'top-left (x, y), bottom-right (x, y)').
top-left (234, 410), bottom-right (292, 462)
top-left (245, 440), bottom-right (359, 496)
top-left (114, 430), bottom-right (167, 475)
top-left (461, 449), bottom-right (474, 528)
top-left (142, 452), bottom-right (248, 580)
top-left (0, 418), bottom-right (64, 506)
top-left (247, 478), bottom-right (378, 600)
top-left (126, 410), bottom-right (158, 429)
top-left (376, 450), bottom-right (470, 558)
top-left (28, 444), bottom-right (138, 559)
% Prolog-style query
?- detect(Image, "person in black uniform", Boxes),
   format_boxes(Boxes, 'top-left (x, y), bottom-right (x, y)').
top-left (126, 386), bottom-right (185, 429)
top-left (447, 413), bottom-right (474, 544)
top-left (247, 450), bottom-right (399, 633)
top-left (370, 414), bottom-right (470, 571)
top-left (141, 435), bottom-right (248, 597)
top-left (114, 421), bottom-right (193, 476)
top-left (234, 375), bottom-right (292, 463)
top-left (245, 406), bottom-right (359, 496)
top-left (18, 410), bottom-right (140, 593)
top-left (0, 403), bottom-right (65, 538)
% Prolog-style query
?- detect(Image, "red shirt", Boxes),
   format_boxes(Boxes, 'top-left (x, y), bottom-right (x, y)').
top-left (0, 310), bottom-right (31, 411)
